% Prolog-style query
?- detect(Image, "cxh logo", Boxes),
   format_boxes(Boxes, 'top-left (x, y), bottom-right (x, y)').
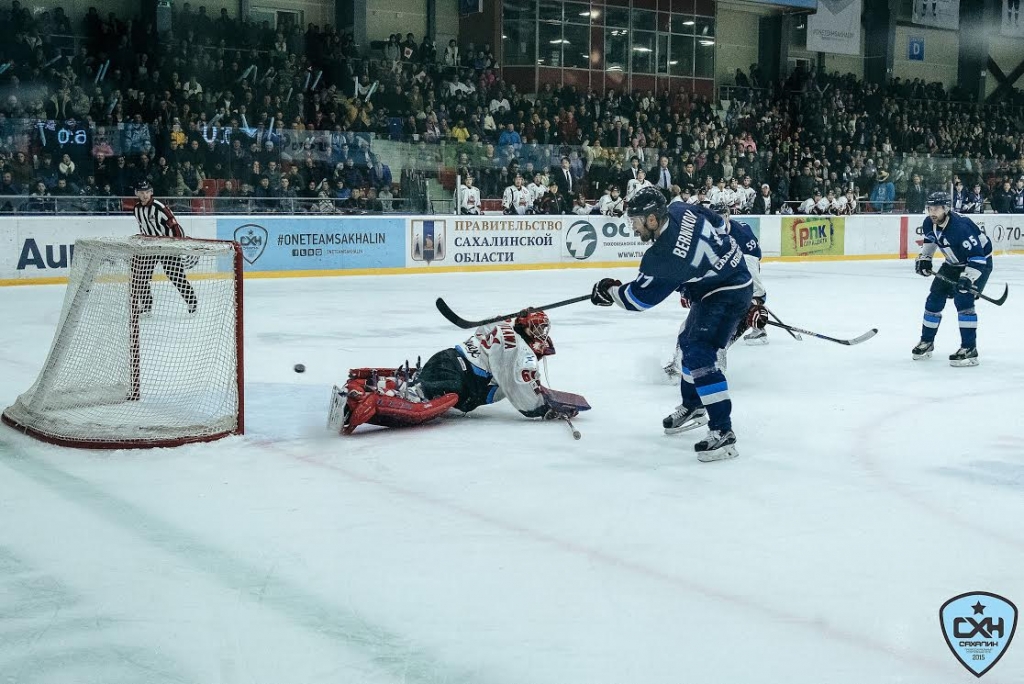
top-left (411, 219), bottom-right (446, 264)
top-left (234, 224), bottom-right (267, 264)
top-left (940, 592), bottom-right (1018, 677)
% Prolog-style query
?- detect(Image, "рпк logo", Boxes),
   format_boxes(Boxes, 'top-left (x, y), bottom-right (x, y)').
top-left (565, 220), bottom-right (598, 260)
top-left (234, 224), bottom-right (267, 264)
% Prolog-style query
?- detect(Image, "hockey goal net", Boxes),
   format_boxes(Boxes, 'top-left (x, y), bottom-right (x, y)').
top-left (2, 236), bottom-right (244, 448)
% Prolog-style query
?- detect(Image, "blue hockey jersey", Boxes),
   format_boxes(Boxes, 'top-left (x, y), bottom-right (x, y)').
top-left (920, 212), bottom-right (992, 267)
top-left (610, 202), bottom-right (752, 311)
top-left (721, 219), bottom-right (761, 260)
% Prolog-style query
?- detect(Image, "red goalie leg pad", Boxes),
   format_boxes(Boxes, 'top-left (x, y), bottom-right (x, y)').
top-left (342, 391), bottom-right (378, 435)
top-left (369, 393), bottom-right (459, 428)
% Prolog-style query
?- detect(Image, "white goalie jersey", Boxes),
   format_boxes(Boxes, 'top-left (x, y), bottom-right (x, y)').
top-left (456, 321), bottom-right (546, 415)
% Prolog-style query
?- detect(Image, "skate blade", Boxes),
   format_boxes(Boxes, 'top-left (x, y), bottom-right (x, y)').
top-left (697, 444), bottom-right (739, 462)
top-left (949, 357), bottom-right (979, 367)
top-left (912, 351), bottom-right (932, 360)
top-left (664, 414), bottom-right (709, 435)
top-left (744, 336), bottom-right (769, 346)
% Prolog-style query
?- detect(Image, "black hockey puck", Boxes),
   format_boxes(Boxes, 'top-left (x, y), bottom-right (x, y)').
top-left (294, 363), bottom-right (306, 373)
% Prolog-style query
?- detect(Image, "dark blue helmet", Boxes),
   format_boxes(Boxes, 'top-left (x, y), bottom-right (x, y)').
top-left (926, 191), bottom-right (951, 208)
top-left (135, 179), bottom-right (152, 192)
top-left (627, 187), bottom-right (668, 223)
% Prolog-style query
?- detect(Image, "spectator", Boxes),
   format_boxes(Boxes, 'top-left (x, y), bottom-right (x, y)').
top-left (378, 184), bottom-right (395, 211)
top-left (869, 171), bottom-right (895, 212)
top-left (906, 174), bottom-right (927, 213)
top-left (443, 40), bottom-right (459, 69)
top-left (752, 183), bottom-right (776, 215)
top-left (0, 171), bottom-right (22, 211)
top-left (991, 180), bottom-right (1013, 213)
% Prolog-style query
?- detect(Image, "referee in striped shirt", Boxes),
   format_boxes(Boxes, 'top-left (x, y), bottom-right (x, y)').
top-left (131, 180), bottom-right (198, 314)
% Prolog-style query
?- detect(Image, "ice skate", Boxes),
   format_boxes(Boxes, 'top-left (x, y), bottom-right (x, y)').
top-left (949, 346), bottom-right (979, 367)
top-left (911, 340), bottom-right (934, 360)
top-left (663, 404), bottom-right (708, 435)
top-left (695, 429), bottom-right (738, 462)
top-left (743, 328), bottom-right (769, 346)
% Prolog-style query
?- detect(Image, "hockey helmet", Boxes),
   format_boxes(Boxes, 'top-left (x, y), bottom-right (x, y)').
top-left (709, 201), bottom-right (730, 218)
top-left (627, 187), bottom-right (668, 222)
top-left (514, 309), bottom-right (554, 357)
top-left (926, 191), bottom-right (951, 208)
top-left (135, 179), bottom-right (153, 193)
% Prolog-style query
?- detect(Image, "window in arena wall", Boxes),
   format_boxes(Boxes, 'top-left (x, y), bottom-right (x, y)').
top-left (562, 24), bottom-right (591, 69)
top-left (671, 14), bottom-right (696, 35)
top-left (539, 21), bottom-right (562, 65)
top-left (695, 15), bottom-right (715, 39)
top-left (564, 1), bottom-right (592, 24)
top-left (605, 27), bottom-right (629, 72)
top-left (657, 34), bottom-right (669, 74)
top-left (502, 0), bottom-right (537, 65)
top-left (605, 6), bottom-right (630, 29)
top-left (670, 35), bottom-right (695, 76)
top-left (632, 30), bottom-right (656, 74)
top-left (539, 0), bottom-right (562, 23)
top-left (632, 9), bottom-right (657, 32)
top-left (695, 36), bottom-right (715, 78)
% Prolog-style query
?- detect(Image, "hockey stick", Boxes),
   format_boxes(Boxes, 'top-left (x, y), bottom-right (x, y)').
top-left (763, 305), bottom-right (802, 341)
top-left (932, 273), bottom-right (1009, 306)
top-left (564, 416), bottom-right (582, 440)
top-left (764, 320), bottom-right (878, 346)
top-left (435, 294), bottom-right (591, 329)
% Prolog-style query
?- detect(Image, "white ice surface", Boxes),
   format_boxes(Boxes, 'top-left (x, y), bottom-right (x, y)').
top-left (1, 258), bottom-right (1023, 684)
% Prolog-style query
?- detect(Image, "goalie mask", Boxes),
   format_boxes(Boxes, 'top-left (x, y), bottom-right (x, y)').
top-left (514, 310), bottom-right (555, 357)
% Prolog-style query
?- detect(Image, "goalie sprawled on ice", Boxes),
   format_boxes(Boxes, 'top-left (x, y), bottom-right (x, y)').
top-left (328, 310), bottom-right (589, 434)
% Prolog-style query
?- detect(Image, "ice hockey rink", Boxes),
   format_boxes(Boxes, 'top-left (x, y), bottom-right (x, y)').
top-left (1, 257), bottom-right (1023, 684)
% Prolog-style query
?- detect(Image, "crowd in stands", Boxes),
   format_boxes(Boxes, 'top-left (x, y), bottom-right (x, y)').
top-left (0, 0), bottom-right (1022, 216)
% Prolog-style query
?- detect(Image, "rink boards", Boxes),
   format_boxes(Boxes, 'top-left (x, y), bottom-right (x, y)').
top-left (2, 212), bottom-right (1024, 285)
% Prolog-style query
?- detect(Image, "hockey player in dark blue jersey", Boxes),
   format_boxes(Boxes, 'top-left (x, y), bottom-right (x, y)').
top-left (664, 202), bottom-right (768, 378)
top-left (912, 191), bottom-right (994, 366)
top-left (590, 188), bottom-right (765, 462)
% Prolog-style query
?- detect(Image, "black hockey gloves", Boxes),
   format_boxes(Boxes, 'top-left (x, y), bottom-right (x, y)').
top-left (591, 278), bottom-right (621, 306)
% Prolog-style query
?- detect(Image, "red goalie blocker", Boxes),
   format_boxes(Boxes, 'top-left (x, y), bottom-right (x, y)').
top-left (331, 368), bottom-right (458, 435)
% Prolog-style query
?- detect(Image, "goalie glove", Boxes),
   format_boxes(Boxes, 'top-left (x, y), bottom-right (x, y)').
top-left (745, 303), bottom-right (768, 330)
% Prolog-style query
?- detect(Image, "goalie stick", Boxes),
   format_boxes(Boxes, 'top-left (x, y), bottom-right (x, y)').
top-left (764, 320), bottom-right (878, 346)
top-left (932, 272), bottom-right (1008, 306)
top-left (435, 294), bottom-right (591, 329)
